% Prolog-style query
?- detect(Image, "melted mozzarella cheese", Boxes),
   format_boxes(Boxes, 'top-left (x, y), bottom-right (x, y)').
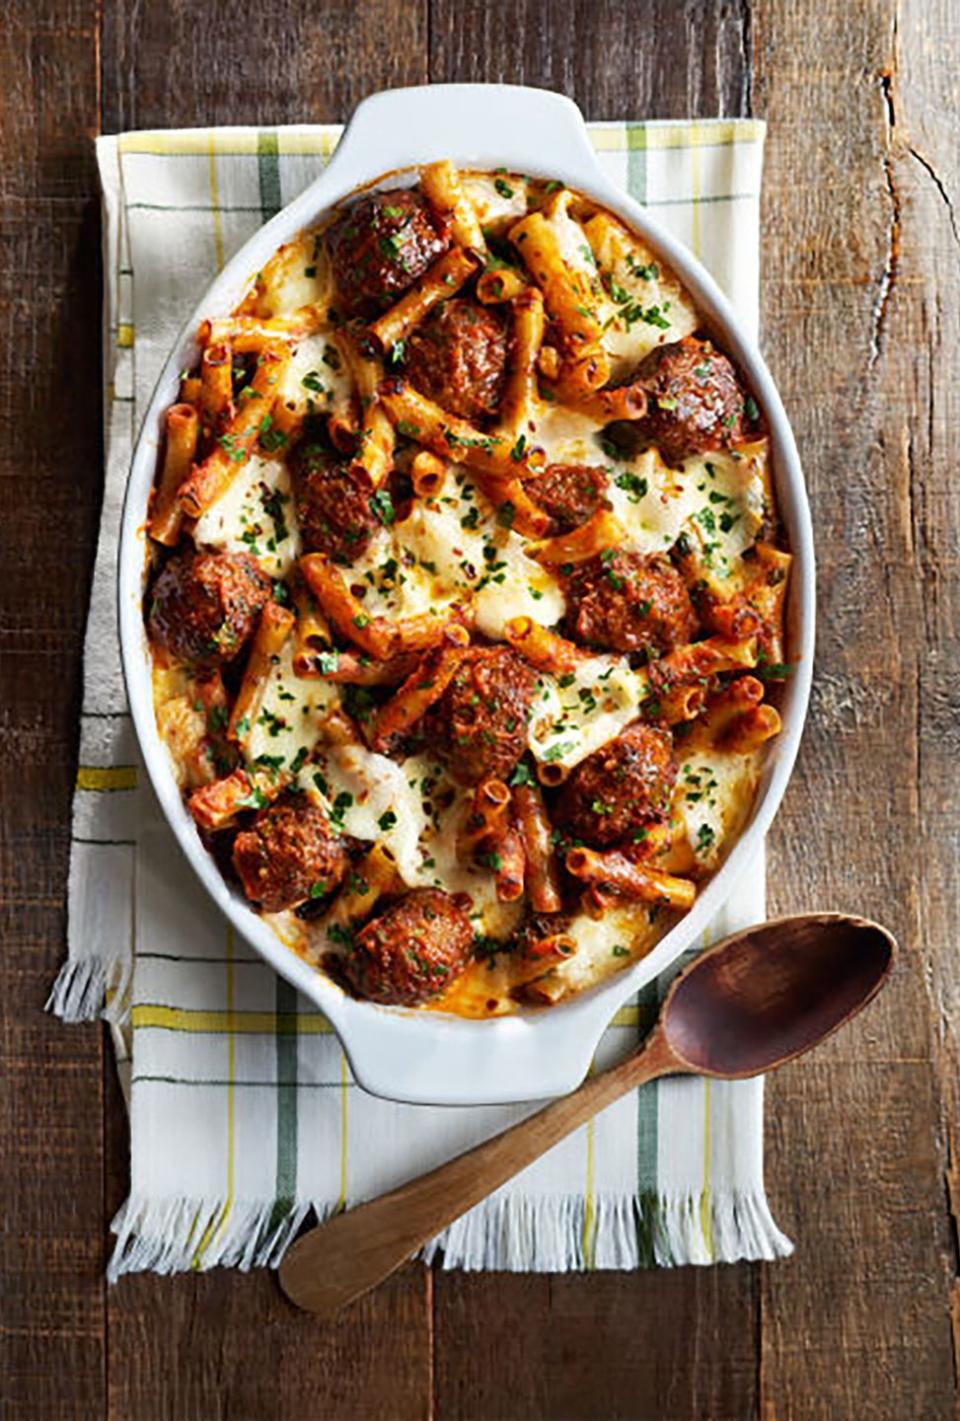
top-left (276, 332), bottom-right (354, 418)
top-left (585, 216), bottom-right (698, 379)
top-left (193, 452), bottom-right (301, 576)
top-left (344, 473), bottom-right (564, 634)
top-left (528, 654), bottom-right (646, 770)
top-left (606, 443), bottom-right (769, 584)
top-left (675, 748), bottom-right (760, 871)
top-left (550, 902), bottom-right (663, 994)
top-left (255, 230), bottom-right (334, 316)
top-left (243, 640), bottom-right (339, 771)
top-left (303, 742), bottom-right (429, 883)
top-left (528, 404), bottom-right (609, 468)
top-left (462, 173), bottom-right (529, 231)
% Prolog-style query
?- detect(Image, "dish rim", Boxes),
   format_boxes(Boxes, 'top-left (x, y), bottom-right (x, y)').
top-left (117, 83), bottom-right (815, 1104)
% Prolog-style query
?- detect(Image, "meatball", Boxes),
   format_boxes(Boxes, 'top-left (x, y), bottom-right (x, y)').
top-left (326, 189), bottom-right (449, 316)
top-left (344, 888), bottom-right (474, 1005)
top-left (425, 646), bottom-right (538, 785)
top-left (564, 551), bottom-right (697, 656)
top-left (530, 463), bottom-right (610, 534)
top-left (232, 795), bottom-right (349, 913)
top-left (554, 724), bottom-right (676, 847)
top-left (148, 549), bottom-right (270, 666)
top-left (291, 442), bottom-right (381, 562)
top-left (404, 298), bottom-right (508, 422)
top-left (633, 337), bottom-right (745, 466)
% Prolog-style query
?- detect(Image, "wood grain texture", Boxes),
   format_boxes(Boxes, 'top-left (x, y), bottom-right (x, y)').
top-left (754, 0), bottom-right (959, 1414)
top-left (0, 2), bottom-right (107, 1417)
top-left (2, 0), bottom-right (958, 1417)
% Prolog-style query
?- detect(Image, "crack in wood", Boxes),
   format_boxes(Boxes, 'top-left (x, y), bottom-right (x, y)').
top-left (908, 144), bottom-right (960, 252)
top-left (869, 70), bottom-right (902, 371)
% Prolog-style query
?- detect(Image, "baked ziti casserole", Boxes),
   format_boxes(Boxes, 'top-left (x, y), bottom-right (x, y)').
top-left (144, 161), bottom-right (790, 1015)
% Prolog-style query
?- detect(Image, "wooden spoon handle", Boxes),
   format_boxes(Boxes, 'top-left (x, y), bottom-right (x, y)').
top-left (278, 1028), bottom-right (679, 1316)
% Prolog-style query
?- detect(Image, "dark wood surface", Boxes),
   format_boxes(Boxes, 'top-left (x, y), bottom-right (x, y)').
top-left (3, 1), bottom-right (957, 1416)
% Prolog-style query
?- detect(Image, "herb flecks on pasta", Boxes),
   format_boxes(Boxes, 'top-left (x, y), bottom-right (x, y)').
top-left (145, 163), bottom-right (789, 1016)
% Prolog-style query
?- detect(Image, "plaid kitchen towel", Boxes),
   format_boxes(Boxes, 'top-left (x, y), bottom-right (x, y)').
top-left (51, 117), bottom-right (793, 1277)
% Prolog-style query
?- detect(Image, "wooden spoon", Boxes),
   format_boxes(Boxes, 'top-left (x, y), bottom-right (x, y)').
top-left (279, 913), bottom-right (895, 1315)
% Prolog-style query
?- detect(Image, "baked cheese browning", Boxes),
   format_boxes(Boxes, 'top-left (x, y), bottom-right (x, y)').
top-left (145, 161), bottom-right (792, 1014)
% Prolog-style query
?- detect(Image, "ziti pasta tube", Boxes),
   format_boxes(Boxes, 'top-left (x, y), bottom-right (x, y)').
top-left (149, 403), bottom-right (199, 546)
top-left (420, 160), bottom-right (487, 254)
top-left (513, 782), bottom-right (561, 913)
top-left (369, 246), bottom-right (479, 356)
top-left (565, 847), bottom-right (696, 911)
top-left (227, 601), bottom-right (296, 743)
top-left (178, 344), bottom-right (290, 518)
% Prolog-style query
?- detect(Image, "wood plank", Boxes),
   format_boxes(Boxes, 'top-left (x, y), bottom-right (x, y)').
top-left (428, 0), bottom-right (751, 120)
top-left (435, 1268), bottom-right (761, 1421)
top-left (0, 1), bottom-right (107, 1416)
top-left (754, 0), bottom-right (958, 1412)
top-left (97, 7), bottom-right (435, 1418)
top-left (100, 0), bottom-right (429, 131)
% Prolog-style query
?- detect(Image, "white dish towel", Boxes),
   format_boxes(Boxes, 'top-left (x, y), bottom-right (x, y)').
top-left (51, 118), bottom-right (793, 1278)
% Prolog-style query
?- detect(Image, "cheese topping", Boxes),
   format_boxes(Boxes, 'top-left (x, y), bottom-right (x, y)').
top-left (529, 655), bottom-right (647, 770)
top-left (193, 452), bottom-right (301, 577)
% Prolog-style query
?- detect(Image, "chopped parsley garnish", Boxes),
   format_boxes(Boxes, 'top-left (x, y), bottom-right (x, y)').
top-left (756, 660), bottom-right (793, 681)
top-left (543, 741), bottom-right (575, 762)
top-left (625, 253), bottom-right (658, 281)
top-left (217, 432), bottom-right (247, 463)
top-left (615, 470), bottom-right (648, 501)
top-left (371, 487), bottom-right (395, 526)
top-left (377, 810), bottom-right (398, 831)
top-left (494, 177), bottom-right (514, 199)
top-left (258, 414), bottom-right (288, 453)
top-left (329, 791), bottom-right (353, 827)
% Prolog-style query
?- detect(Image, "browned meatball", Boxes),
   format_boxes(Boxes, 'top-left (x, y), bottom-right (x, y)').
top-left (344, 888), bottom-right (474, 1005)
top-left (425, 647), bottom-right (538, 785)
top-left (148, 550), bottom-right (270, 666)
top-left (404, 299), bottom-right (508, 422)
top-left (291, 442), bottom-right (381, 563)
top-left (564, 551), bottom-right (696, 656)
top-left (530, 464), bottom-right (610, 534)
top-left (554, 724), bottom-right (676, 847)
top-left (232, 796), bottom-right (349, 913)
top-left (326, 189), bottom-right (449, 316)
top-left (633, 337), bottom-right (746, 466)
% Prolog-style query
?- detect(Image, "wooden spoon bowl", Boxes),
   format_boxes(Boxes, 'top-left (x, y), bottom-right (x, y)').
top-left (662, 912), bottom-right (895, 1076)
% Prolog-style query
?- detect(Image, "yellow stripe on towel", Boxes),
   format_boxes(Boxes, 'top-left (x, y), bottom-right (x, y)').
top-left (132, 1004), bottom-right (334, 1035)
top-left (76, 764), bottom-right (138, 791)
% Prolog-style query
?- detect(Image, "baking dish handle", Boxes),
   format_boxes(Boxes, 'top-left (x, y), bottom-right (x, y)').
top-left (320, 83), bottom-right (603, 193)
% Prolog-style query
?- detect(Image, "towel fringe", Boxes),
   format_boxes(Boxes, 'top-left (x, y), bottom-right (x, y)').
top-left (106, 1188), bottom-right (792, 1281)
top-left (428, 1189), bottom-right (793, 1271)
top-left (45, 954), bottom-right (131, 1025)
top-left (108, 1194), bottom-right (322, 1282)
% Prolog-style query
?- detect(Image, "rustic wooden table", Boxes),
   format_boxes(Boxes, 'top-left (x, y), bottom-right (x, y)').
top-left (4, 1), bottom-right (958, 1416)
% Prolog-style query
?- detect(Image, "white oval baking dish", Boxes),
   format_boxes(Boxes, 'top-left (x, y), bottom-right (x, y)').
top-left (118, 84), bottom-right (815, 1105)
